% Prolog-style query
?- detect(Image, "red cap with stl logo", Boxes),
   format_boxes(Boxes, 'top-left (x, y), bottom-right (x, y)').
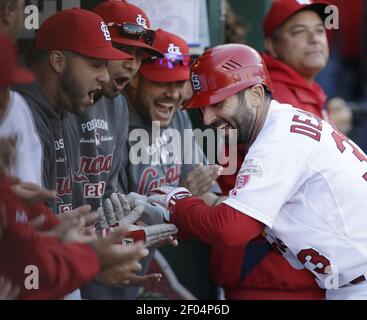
top-left (263, 0), bottom-right (330, 38)
top-left (139, 29), bottom-right (190, 83)
top-left (36, 8), bottom-right (132, 61)
top-left (93, 0), bottom-right (163, 57)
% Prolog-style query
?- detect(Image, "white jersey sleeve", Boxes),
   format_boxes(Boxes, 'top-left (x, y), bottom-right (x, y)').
top-left (0, 91), bottom-right (43, 186)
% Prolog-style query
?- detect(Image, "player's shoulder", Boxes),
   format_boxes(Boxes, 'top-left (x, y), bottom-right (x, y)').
top-left (266, 100), bottom-right (321, 131)
top-left (257, 100), bottom-right (324, 150)
top-left (10, 90), bottom-right (31, 111)
top-left (268, 99), bottom-right (306, 121)
top-left (8, 90), bottom-right (36, 125)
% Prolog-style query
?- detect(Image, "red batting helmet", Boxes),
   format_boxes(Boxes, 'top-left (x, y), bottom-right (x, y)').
top-left (185, 44), bottom-right (274, 109)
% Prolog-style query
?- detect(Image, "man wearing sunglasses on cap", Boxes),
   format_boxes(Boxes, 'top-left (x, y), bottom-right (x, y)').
top-left (63, 1), bottom-right (162, 216)
top-left (93, 0), bottom-right (162, 101)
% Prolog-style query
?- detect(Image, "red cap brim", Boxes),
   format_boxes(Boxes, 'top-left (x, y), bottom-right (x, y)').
top-left (73, 46), bottom-right (133, 61)
top-left (264, 1), bottom-right (330, 38)
top-left (140, 67), bottom-right (189, 83)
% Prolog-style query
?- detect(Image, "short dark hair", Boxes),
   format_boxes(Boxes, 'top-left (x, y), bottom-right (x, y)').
top-left (264, 87), bottom-right (273, 100)
top-left (236, 86), bottom-right (273, 103)
top-left (24, 40), bottom-right (77, 68)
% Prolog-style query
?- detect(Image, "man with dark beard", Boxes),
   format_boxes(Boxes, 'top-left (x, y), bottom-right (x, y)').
top-left (144, 44), bottom-right (367, 300)
top-left (15, 8), bottom-right (131, 213)
top-left (211, 0), bottom-right (332, 300)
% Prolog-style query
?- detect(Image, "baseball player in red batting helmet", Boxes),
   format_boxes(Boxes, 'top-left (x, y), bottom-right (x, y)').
top-left (142, 43), bottom-right (367, 300)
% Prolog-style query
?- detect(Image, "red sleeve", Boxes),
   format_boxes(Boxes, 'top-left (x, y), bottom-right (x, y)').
top-left (0, 180), bottom-right (100, 300)
top-left (27, 202), bottom-right (61, 230)
top-left (172, 197), bottom-right (264, 248)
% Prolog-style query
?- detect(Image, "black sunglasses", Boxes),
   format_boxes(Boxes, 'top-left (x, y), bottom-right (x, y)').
top-left (108, 22), bottom-right (156, 46)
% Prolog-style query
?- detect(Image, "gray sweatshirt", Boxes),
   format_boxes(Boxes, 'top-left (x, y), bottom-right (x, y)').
top-left (65, 94), bottom-right (129, 211)
top-left (123, 96), bottom-right (203, 195)
top-left (15, 83), bottom-right (129, 214)
top-left (15, 82), bottom-right (74, 213)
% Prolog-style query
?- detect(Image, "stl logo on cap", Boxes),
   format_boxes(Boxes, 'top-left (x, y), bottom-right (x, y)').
top-left (191, 74), bottom-right (202, 91)
top-left (100, 21), bottom-right (112, 41)
top-left (136, 14), bottom-right (148, 28)
top-left (167, 43), bottom-right (182, 55)
top-left (296, 0), bottom-right (312, 4)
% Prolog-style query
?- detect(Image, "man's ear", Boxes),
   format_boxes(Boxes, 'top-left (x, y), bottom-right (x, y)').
top-left (264, 37), bottom-right (278, 59)
top-left (49, 51), bottom-right (67, 74)
top-left (247, 84), bottom-right (265, 108)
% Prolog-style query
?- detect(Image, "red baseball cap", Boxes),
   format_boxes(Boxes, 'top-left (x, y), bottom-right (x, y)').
top-left (36, 8), bottom-right (132, 61)
top-left (0, 33), bottom-right (34, 86)
top-left (139, 29), bottom-right (190, 83)
top-left (93, 0), bottom-right (163, 57)
top-left (263, 0), bottom-right (330, 38)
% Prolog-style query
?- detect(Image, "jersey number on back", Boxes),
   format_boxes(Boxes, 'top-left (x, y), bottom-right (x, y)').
top-left (290, 111), bottom-right (367, 181)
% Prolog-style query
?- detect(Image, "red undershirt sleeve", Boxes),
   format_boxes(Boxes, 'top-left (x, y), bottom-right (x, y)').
top-left (171, 197), bottom-right (265, 248)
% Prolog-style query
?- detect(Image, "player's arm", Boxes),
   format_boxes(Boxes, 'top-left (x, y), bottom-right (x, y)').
top-left (2, 214), bottom-right (100, 300)
top-left (147, 187), bottom-right (263, 247)
top-left (0, 184), bottom-right (100, 299)
top-left (171, 197), bottom-right (264, 248)
top-left (27, 201), bottom-right (61, 229)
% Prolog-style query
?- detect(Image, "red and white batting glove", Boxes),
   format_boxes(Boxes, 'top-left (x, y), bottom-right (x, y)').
top-left (147, 186), bottom-right (192, 221)
top-left (98, 204), bottom-right (178, 247)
